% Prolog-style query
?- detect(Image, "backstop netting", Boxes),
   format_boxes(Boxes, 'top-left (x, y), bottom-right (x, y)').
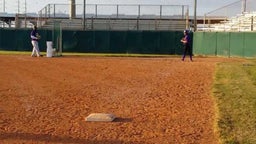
top-left (52, 21), bottom-right (62, 56)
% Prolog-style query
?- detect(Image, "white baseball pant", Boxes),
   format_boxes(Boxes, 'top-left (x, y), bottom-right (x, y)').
top-left (31, 40), bottom-right (41, 57)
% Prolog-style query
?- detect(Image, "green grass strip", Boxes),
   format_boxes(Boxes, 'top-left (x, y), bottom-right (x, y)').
top-left (0, 51), bottom-right (31, 55)
top-left (213, 60), bottom-right (256, 143)
top-left (0, 50), bottom-right (177, 57)
top-left (62, 52), bottom-right (174, 57)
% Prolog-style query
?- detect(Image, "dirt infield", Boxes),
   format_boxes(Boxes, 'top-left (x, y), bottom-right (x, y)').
top-left (0, 55), bottom-right (237, 144)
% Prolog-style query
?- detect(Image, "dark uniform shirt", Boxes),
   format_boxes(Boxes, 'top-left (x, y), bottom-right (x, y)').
top-left (31, 30), bottom-right (38, 41)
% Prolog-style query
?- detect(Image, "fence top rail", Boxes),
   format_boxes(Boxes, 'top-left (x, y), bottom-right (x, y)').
top-left (42, 3), bottom-right (189, 7)
top-left (38, 3), bottom-right (189, 19)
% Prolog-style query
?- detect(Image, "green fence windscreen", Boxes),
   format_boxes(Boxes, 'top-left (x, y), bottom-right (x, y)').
top-left (0, 29), bottom-right (189, 55)
top-left (110, 31), bottom-right (126, 53)
top-left (193, 32), bottom-right (256, 58)
top-left (203, 32), bottom-right (217, 55)
top-left (159, 31), bottom-right (174, 54)
top-left (192, 32), bottom-right (204, 55)
top-left (216, 32), bottom-right (230, 57)
top-left (193, 32), bottom-right (217, 55)
top-left (61, 30), bottom-right (185, 54)
top-left (125, 31), bottom-right (142, 54)
top-left (230, 32), bottom-right (244, 57)
top-left (244, 32), bottom-right (256, 57)
top-left (0, 29), bottom-right (51, 52)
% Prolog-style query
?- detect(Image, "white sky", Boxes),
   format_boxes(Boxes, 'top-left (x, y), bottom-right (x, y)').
top-left (0, 0), bottom-right (240, 15)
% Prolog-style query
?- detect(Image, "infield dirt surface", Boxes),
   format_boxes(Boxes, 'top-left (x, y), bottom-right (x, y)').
top-left (0, 55), bottom-right (242, 144)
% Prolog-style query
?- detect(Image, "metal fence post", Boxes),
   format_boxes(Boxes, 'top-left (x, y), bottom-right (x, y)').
top-left (54, 4), bottom-right (56, 18)
top-left (117, 5), bottom-right (119, 18)
top-left (95, 5), bottom-right (97, 18)
top-left (160, 5), bottom-right (162, 19)
top-left (138, 5), bottom-right (140, 18)
top-left (137, 17), bottom-right (139, 30)
top-left (83, 0), bottom-right (86, 30)
top-left (251, 16), bottom-right (253, 31)
top-left (186, 8), bottom-right (189, 29)
top-left (194, 0), bottom-right (197, 31)
top-left (182, 5), bottom-right (184, 19)
top-left (48, 4), bottom-right (51, 18)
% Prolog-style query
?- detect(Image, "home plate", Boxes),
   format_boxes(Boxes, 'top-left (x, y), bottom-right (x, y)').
top-left (85, 113), bottom-right (116, 122)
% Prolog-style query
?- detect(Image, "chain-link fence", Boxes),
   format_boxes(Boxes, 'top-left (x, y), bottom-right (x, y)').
top-left (37, 4), bottom-right (189, 31)
top-left (38, 4), bottom-right (189, 19)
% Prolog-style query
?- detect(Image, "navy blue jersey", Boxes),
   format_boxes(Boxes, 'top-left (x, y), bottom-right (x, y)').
top-left (185, 35), bottom-right (190, 44)
top-left (31, 30), bottom-right (38, 41)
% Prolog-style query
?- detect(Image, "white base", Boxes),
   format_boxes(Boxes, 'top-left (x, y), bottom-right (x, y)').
top-left (85, 113), bottom-right (116, 122)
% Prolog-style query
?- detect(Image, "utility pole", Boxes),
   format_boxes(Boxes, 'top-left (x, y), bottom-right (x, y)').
top-left (242, 0), bottom-right (246, 13)
top-left (194, 0), bottom-right (197, 31)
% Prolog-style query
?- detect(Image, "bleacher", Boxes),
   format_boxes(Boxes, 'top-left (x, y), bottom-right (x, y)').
top-left (40, 18), bottom-right (187, 31)
top-left (204, 11), bottom-right (256, 32)
top-left (36, 3), bottom-right (189, 31)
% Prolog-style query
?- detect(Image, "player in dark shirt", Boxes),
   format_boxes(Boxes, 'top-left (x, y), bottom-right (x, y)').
top-left (180, 30), bottom-right (193, 61)
top-left (31, 25), bottom-right (42, 57)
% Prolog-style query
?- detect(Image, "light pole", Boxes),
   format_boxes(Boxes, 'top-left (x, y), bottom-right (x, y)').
top-left (25, 0), bottom-right (27, 28)
top-left (69, 0), bottom-right (76, 19)
top-left (18, 0), bottom-right (20, 14)
top-left (194, 0), bottom-right (197, 31)
top-left (83, 0), bottom-right (86, 30)
top-left (242, 0), bottom-right (246, 13)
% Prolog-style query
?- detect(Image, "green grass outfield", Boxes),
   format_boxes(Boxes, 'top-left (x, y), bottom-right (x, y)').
top-left (213, 60), bottom-right (256, 143)
top-left (1, 51), bottom-right (256, 143)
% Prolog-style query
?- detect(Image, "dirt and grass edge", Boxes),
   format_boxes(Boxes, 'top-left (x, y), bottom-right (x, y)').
top-left (212, 60), bottom-right (256, 143)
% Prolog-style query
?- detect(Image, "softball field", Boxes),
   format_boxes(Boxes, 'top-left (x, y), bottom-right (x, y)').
top-left (0, 55), bottom-right (243, 144)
